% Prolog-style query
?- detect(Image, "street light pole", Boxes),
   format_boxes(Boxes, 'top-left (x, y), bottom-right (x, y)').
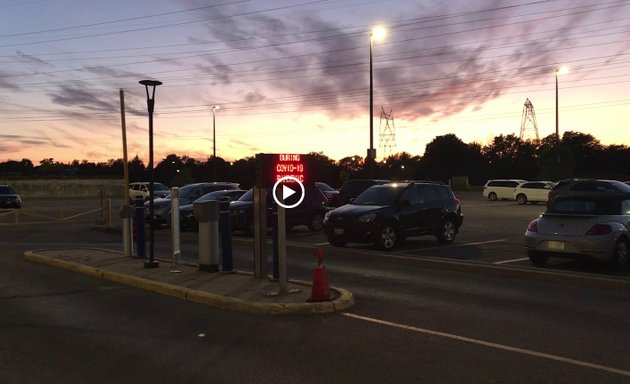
top-left (212, 105), bottom-right (220, 180)
top-left (555, 69), bottom-right (559, 143)
top-left (367, 26), bottom-right (386, 162)
top-left (139, 79), bottom-right (162, 269)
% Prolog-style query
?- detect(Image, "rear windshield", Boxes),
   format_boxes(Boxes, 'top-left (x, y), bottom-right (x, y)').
top-left (549, 197), bottom-right (619, 215)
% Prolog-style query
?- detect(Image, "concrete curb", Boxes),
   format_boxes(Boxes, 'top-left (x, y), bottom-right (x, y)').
top-left (23, 250), bottom-right (354, 315)
top-left (231, 238), bottom-right (630, 292)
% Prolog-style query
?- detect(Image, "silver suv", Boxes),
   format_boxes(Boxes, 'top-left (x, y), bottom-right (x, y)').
top-left (129, 182), bottom-right (169, 201)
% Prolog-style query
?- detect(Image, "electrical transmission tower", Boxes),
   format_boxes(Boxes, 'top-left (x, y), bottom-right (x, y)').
top-left (379, 106), bottom-right (396, 157)
top-left (519, 98), bottom-right (540, 141)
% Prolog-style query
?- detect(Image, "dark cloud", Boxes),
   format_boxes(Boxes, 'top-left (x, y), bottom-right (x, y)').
top-left (229, 138), bottom-right (258, 152)
top-left (0, 71), bottom-right (21, 90)
top-left (48, 83), bottom-right (118, 112)
top-left (16, 51), bottom-right (51, 66)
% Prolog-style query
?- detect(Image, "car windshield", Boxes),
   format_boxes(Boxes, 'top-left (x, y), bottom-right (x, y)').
top-left (194, 190), bottom-right (228, 203)
top-left (152, 183), bottom-right (168, 191)
top-left (316, 182), bottom-right (335, 192)
top-left (353, 185), bottom-right (401, 205)
top-left (178, 184), bottom-right (201, 198)
top-left (237, 189), bottom-right (254, 202)
top-left (0, 186), bottom-right (16, 194)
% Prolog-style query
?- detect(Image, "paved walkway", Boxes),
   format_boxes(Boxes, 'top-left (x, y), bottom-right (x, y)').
top-left (24, 248), bottom-right (354, 315)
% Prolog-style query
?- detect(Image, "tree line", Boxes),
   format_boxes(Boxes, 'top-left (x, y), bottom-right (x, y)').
top-left (2, 132), bottom-right (629, 188)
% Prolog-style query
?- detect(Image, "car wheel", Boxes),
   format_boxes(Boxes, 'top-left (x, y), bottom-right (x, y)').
top-left (528, 250), bottom-right (548, 266)
top-left (327, 236), bottom-right (347, 247)
top-left (610, 238), bottom-right (628, 270)
top-left (436, 218), bottom-right (457, 244)
top-left (488, 192), bottom-right (497, 201)
top-left (308, 213), bottom-right (324, 231)
top-left (516, 194), bottom-right (528, 205)
top-left (376, 224), bottom-right (398, 250)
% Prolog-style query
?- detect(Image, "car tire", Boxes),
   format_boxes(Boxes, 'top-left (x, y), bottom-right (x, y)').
top-left (327, 236), bottom-right (347, 247)
top-left (610, 238), bottom-right (628, 270)
top-left (436, 218), bottom-right (457, 244)
top-left (516, 194), bottom-right (528, 205)
top-left (528, 250), bottom-right (548, 266)
top-left (308, 213), bottom-right (324, 231)
top-left (488, 192), bottom-right (497, 201)
top-left (375, 224), bottom-right (398, 250)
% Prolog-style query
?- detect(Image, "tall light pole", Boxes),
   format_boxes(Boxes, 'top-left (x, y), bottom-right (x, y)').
top-left (139, 79), bottom-right (162, 269)
top-left (368, 26), bottom-right (386, 162)
top-left (212, 105), bottom-right (220, 180)
top-left (555, 66), bottom-right (568, 143)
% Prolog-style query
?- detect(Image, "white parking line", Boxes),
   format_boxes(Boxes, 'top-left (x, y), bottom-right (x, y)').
top-left (342, 312), bottom-right (630, 378)
top-left (493, 257), bottom-right (530, 265)
top-left (314, 242), bottom-right (330, 246)
top-left (398, 239), bottom-right (506, 253)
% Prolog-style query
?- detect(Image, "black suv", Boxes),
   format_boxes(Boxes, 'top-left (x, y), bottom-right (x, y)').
top-left (332, 179), bottom-right (390, 207)
top-left (547, 179), bottom-right (630, 207)
top-left (323, 182), bottom-right (463, 250)
top-left (0, 185), bottom-right (21, 209)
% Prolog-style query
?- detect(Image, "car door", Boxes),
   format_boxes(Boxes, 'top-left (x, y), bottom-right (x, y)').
top-left (416, 184), bottom-right (442, 231)
top-left (397, 185), bottom-right (421, 235)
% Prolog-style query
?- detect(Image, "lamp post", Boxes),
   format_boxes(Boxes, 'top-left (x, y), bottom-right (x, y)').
top-left (139, 79), bottom-right (162, 269)
top-left (555, 66), bottom-right (568, 165)
top-left (212, 105), bottom-right (220, 180)
top-left (555, 66), bottom-right (568, 143)
top-left (368, 26), bottom-right (386, 162)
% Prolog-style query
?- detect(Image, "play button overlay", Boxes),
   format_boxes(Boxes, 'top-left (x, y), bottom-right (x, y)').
top-left (272, 176), bottom-right (305, 209)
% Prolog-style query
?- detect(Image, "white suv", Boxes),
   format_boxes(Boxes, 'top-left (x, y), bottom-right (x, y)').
top-left (129, 182), bottom-right (169, 201)
top-left (513, 181), bottom-right (555, 205)
top-left (482, 179), bottom-right (527, 201)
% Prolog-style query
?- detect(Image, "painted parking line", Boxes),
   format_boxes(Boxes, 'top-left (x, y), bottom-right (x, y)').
top-left (398, 239), bottom-right (506, 254)
top-left (493, 257), bottom-right (530, 265)
top-left (342, 312), bottom-right (630, 378)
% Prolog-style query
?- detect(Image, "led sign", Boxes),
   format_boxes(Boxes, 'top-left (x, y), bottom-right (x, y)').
top-left (256, 153), bottom-right (311, 188)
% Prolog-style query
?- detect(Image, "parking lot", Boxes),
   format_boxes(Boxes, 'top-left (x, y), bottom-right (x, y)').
top-left (3, 192), bottom-right (628, 279)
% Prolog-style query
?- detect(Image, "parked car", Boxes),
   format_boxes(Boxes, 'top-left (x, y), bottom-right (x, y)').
top-left (230, 186), bottom-right (328, 233)
top-left (145, 182), bottom-right (239, 227)
top-left (129, 182), bottom-right (169, 201)
top-left (323, 182), bottom-right (463, 250)
top-left (483, 179), bottom-right (527, 201)
top-left (524, 192), bottom-right (630, 270)
top-left (547, 178), bottom-right (630, 207)
top-left (315, 181), bottom-right (339, 206)
top-left (0, 185), bottom-right (21, 209)
top-left (513, 181), bottom-right (556, 205)
top-left (179, 189), bottom-right (246, 230)
top-left (332, 179), bottom-right (391, 207)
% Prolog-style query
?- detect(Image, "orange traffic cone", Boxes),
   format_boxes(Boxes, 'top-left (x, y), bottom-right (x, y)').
top-left (308, 248), bottom-right (331, 302)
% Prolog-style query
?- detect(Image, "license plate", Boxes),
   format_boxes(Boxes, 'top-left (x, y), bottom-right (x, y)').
top-left (547, 241), bottom-right (565, 251)
top-left (334, 228), bottom-right (344, 235)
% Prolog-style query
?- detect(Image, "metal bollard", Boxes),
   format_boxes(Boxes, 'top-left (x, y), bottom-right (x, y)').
top-left (272, 207), bottom-right (279, 279)
top-left (219, 200), bottom-right (234, 273)
top-left (194, 200), bottom-right (220, 272)
top-left (134, 196), bottom-right (146, 258)
top-left (119, 204), bottom-right (134, 257)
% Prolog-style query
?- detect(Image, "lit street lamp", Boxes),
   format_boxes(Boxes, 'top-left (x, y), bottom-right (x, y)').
top-left (212, 105), bottom-right (220, 180)
top-left (368, 26), bottom-right (386, 161)
top-left (139, 79), bottom-right (162, 269)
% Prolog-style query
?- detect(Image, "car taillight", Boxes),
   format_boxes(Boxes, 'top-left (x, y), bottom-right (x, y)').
top-left (527, 220), bottom-right (538, 232)
top-left (585, 224), bottom-right (612, 235)
top-left (547, 191), bottom-right (553, 200)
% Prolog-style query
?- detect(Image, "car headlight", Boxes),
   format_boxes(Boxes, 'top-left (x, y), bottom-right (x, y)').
top-left (357, 213), bottom-right (376, 223)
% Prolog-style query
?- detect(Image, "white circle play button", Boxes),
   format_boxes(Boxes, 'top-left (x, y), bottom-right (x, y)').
top-left (272, 176), bottom-right (305, 209)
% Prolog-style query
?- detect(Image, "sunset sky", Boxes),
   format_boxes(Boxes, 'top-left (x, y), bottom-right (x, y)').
top-left (1, 0), bottom-right (629, 164)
